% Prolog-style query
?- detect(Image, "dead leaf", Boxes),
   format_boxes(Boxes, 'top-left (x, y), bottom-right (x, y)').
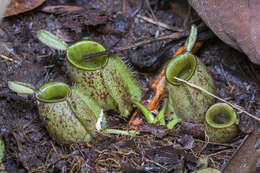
top-left (5, 0), bottom-right (45, 17)
top-left (188, 0), bottom-right (260, 65)
top-left (222, 131), bottom-right (260, 173)
top-left (61, 9), bottom-right (108, 33)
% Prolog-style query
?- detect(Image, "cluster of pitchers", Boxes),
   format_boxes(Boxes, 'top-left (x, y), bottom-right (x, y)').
top-left (9, 27), bottom-right (239, 143)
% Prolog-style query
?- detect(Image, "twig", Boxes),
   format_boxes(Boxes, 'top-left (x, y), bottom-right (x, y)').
top-left (84, 25), bottom-right (209, 60)
top-left (121, 31), bottom-right (189, 50)
top-left (145, 0), bottom-right (157, 21)
top-left (146, 159), bottom-right (168, 170)
top-left (183, 5), bottom-right (191, 28)
top-left (208, 149), bottom-right (234, 157)
top-left (122, 0), bottom-right (127, 14)
top-left (195, 139), bottom-right (234, 147)
top-left (12, 132), bottom-right (23, 152)
top-left (145, 0), bottom-right (163, 36)
top-left (137, 14), bottom-right (184, 32)
top-left (220, 63), bottom-right (232, 88)
top-left (0, 54), bottom-right (19, 64)
top-left (174, 77), bottom-right (260, 122)
top-left (83, 30), bottom-right (189, 60)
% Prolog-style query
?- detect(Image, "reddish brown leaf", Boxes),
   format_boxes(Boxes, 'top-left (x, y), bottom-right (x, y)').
top-left (5, 0), bottom-right (45, 17)
top-left (188, 0), bottom-right (260, 65)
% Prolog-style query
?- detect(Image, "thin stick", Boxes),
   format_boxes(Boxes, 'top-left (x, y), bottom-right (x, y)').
top-left (137, 14), bottom-right (183, 32)
top-left (119, 31), bottom-right (189, 50)
top-left (183, 5), bottom-right (191, 28)
top-left (145, 0), bottom-right (158, 26)
top-left (83, 31), bottom-right (189, 59)
top-left (0, 54), bottom-right (19, 64)
top-left (220, 63), bottom-right (232, 88)
top-left (143, 0), bottom-right (163, 35)
top-left (122, 0), bottom-right (127, 14)
top-left (174, 77), bottom-right (260, 122)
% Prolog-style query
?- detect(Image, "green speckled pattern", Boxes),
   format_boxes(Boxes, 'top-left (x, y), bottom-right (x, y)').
top-left (66, 41), bottom-right (141, 117)
top-left (166, 53), bottom-right (216, 123)
top-left (38, 100), bottom-right (92, 142)
top-left (66, 41), bottom-right (116, 110)
top-left (68, 86), bottom-right (100, 135)
top-left (67, 61), bottom-right (116, 110)
top-left (103, 55), bottom-right (142, 117)
top-left (37, 82), bottom-right (102, 142)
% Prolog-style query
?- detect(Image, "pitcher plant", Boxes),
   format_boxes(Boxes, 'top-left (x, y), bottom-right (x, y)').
top-left (8, 81), bottom-right (101, 142)
top-left (37, 31), bottom-right (141, 118)
top-left (165, 26), bottom-right (216, 123)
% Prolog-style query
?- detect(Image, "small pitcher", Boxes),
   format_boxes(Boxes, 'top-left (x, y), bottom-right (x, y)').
top-left (205, 103), bottom-right (239, 143)
top-left (9, 81), bottom-right (102, 142)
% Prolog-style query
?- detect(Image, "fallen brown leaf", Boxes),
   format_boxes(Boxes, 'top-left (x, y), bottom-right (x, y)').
top-left (5, 0), bottom-right (45, 17)
top-left (222, 130), bottom-right (260, 173)
top-left (188, 0), bottom-right (260, 65)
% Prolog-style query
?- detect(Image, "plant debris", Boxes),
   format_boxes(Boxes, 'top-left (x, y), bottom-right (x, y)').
top-left (5, 0), bottom-right (46, 17)
top-left (41, 5), bottom-right (84, 14)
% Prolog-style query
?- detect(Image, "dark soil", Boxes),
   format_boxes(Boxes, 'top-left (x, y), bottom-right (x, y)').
top-left (0, 0), bottom-right (259, 172)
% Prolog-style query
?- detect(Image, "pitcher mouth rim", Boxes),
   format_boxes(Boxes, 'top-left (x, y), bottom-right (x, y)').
top-left (35, 82), bottom-right (71, 103)
top-left (165, 52), bottom-right (197, 86)
top-left (205, 103), bottom-right (237, 128)
top-left (66, 40), bottom-right (109, 71)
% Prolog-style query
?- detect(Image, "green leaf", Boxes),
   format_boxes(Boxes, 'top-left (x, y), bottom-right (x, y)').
top-left (103, 129), bottom-right (139, 136)
top-left (167, 118), bottom-right (182, 129)
top-left (37, 30), bottom-right (68, 51)
top-left (154, 98), bottom-right (167, 124)
top-left (8, 81), bottom-right (35, 95)
top-left (184, 25), bottom-right (198, 52)
top-left (0, 139), bottom-right (4, 163)
top-left (132, 101), bottom-right (154, 123)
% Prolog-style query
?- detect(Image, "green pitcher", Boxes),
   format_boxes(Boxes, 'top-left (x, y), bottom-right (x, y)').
top-left (165, 26), bottom-right (216, 123)
top-left (66, 41), bottom-right (141, 117)
top-left (9, 81), bottom-right (102, 142)
top-left (205, 103), bottom-right (239, 143)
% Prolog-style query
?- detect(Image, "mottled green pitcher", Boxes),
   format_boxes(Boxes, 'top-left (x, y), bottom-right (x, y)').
top-left (36, 82), bottom-right (101, 142)
top-left (165, 26), bottom-right (216, 123)
top-left (66, 41), bottom-right (141, 117)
